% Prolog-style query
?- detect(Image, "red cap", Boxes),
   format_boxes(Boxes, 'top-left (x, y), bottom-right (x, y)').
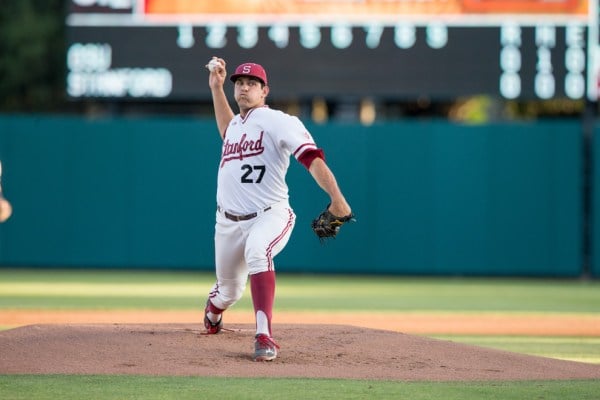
top-left (230, 63), bottom-right (268, 86)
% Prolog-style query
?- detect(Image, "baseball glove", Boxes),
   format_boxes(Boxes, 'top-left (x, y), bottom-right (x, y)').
top-left (311, 206), bottom-right (355, 242)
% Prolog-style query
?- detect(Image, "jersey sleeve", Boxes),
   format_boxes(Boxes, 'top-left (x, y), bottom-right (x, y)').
top-left (270, 111), bottom-right (318, 160)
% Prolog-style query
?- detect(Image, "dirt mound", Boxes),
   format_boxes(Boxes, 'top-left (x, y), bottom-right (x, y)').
top-left (1, 323), bottom-right (599, 381)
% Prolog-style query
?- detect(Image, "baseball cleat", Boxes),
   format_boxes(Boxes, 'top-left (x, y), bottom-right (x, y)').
top-left (203, 300), bottom-right (223, 334)
top-left (254, 334), bottom-right (279, 361)
top-left (203, 313), bottom-right (222, 334)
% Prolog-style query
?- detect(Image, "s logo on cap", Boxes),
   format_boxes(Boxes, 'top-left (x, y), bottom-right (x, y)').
top-left (230, 62), bottom-right (268, 86)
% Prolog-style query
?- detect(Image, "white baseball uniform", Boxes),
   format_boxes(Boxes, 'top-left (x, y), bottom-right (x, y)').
top-left (208, 105), bottom-right (318, 311)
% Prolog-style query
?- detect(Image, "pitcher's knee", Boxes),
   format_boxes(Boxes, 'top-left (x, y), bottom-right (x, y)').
top-left (213, 282), bottom-right (246, 309)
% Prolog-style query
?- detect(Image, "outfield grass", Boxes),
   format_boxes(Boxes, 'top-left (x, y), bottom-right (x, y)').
top-left (0, 269), bottom-right (598, 312)
top-left (0, 269), bottom-right (598, 399)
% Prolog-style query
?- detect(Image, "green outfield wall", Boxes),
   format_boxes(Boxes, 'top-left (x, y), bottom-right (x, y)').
top-left (594, 124), bottom-right (600, 279)
top-left (0, 115), bottom-right (590, 277)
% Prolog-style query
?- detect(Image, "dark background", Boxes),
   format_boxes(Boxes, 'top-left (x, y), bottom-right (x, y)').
top-left (0, 0), bottom-right (592, 120)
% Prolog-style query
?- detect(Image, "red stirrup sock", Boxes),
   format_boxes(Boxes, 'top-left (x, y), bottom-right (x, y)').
top-left (250, 270), bottom-right (276, 336)
top-left (206, 299), bottom-right (223, 315)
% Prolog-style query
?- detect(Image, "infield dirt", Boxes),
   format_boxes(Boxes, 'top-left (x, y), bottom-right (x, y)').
top-left (2, 310), bottom-right (600, 335)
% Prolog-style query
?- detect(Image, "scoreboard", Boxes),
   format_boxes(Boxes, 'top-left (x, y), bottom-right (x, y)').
top-left (65, 0), bottom-right (598, 101)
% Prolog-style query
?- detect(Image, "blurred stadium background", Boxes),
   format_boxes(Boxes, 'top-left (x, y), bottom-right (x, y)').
top-left (0, 0), bottom-right (599, 278)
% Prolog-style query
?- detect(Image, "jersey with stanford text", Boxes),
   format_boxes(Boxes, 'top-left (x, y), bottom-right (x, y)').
top-left (217, 106), bottom-right (317, 214)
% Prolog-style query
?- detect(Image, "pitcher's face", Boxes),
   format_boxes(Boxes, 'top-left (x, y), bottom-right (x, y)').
top-left (234, 77), bottom-right (269, 113)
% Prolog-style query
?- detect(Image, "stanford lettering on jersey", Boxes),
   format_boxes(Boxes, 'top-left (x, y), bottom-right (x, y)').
top-left (221, 131), bottom-right (265, 167)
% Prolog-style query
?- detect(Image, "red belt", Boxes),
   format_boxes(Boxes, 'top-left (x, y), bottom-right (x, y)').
top-left (218, 206), bottom-right (272, 222)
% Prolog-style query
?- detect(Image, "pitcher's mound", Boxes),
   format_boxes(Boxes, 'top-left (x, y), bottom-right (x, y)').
top-left (1, 323), bottom-right (599, 381)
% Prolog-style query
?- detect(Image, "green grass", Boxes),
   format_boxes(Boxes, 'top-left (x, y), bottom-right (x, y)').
top-left (431, 335), bottom-right (600, 364)
top-left (1, 376), bottom-right (600, 400)
top-left (0, 269), bottom-right (599, 399)
top-left (1, 269), bottom-right (599, 313)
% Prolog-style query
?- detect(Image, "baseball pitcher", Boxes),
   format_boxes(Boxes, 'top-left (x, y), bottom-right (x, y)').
top-left (204, 57), bottom-right (353, 361)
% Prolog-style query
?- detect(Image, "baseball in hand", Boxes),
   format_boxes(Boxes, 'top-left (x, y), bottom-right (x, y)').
top-left (0, 198), bottom-right (12, 223)
top-left (207, 58), bottom-right (220, 72)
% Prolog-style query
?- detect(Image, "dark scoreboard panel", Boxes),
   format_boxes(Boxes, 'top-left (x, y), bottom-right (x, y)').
top-left (65, 1), bottom-right (592, 101)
